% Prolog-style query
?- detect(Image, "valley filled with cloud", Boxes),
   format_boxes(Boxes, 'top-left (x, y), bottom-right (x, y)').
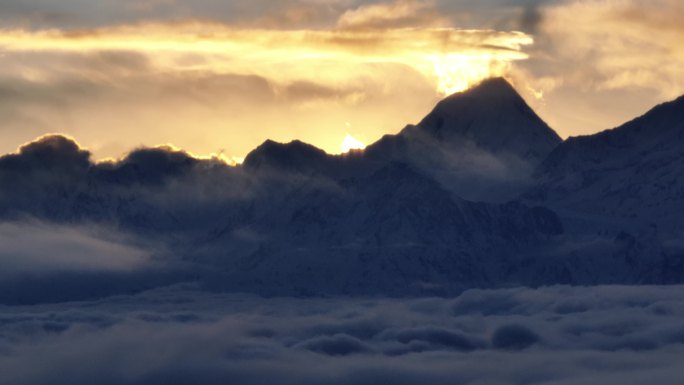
top-left (2, 285), bottom-right (684, 385)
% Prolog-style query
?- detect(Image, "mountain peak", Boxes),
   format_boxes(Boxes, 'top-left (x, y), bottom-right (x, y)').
top-left (432, 78), bottom-right (522, 111)
top-left (243, 139), bottom-right (331, 173)
top-left (423, 77), bottom-right (530, 124)
top-left (456, 77), bottom-right (520, 100)
top-left (415, 77), bottom-right (561, 163)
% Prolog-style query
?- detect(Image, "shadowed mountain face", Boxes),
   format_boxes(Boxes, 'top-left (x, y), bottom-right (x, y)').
top-left (2, 78), bottom-right (684, 302)
top-left (373, 78), bottom-right (561, 201)
top-left (528, 94), bottom-right (684, 231)
top-left (0, 134), bottom-right (563, 300)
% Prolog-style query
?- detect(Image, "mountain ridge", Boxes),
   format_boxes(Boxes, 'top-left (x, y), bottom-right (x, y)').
top-left (525, 91), bottom-right (684, 238)
top-left (2, 78), bottom-right (684, 301)
top-left (414, 77), bottom-right (561, 162)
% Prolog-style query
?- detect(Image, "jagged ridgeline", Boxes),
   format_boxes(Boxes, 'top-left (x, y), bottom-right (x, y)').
top-left (1, 78), bottom-right (683, 300)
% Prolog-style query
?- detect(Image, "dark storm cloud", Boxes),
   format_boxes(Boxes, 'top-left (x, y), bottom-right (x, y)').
top-left (0, 286), bottom-right (684, 384)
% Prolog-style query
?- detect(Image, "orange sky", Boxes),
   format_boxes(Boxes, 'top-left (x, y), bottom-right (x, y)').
top-left (0, 0), bottom-right (683, 160)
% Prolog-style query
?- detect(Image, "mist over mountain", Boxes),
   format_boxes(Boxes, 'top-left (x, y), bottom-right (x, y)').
top-left (1, 78), bottom-right (684, 303)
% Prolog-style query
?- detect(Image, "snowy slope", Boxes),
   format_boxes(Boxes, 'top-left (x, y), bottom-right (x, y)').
top-left (528, 94), bottom-right (684, 231)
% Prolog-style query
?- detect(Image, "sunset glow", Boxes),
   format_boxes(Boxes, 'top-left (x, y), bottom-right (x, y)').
top-left (0, 24), bottom-right (531, 96)
top-left (0, 22), bottom-right (533, 159)
top-left (340, 134), bottom-right (367, 153)
top-left (0, 0), bottom-right (682, 161)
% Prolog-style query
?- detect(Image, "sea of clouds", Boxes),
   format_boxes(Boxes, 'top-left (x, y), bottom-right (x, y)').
top-left (1, 284), bottom-right (683, 384)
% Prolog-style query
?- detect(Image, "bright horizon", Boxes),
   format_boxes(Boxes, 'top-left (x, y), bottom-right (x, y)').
top-left (1, 0), bottom-right (683, 161)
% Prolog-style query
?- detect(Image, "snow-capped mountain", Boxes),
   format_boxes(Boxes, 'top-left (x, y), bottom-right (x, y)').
top-left (2, 77), bottom-right (684, 300)
top-left (414, 77), bottom-right (561, 162)
top-left (528, 94), bottom-right (684, 232)
top-left (244, 78), bottom-right (562, 202)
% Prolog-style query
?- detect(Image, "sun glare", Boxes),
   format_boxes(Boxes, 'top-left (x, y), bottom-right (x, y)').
top-left (429, 52), bottom-right (525, 96)
top-left (0, 25), bottom-right (533, 100)
top-left (340, 134), bottom-right (366, 153)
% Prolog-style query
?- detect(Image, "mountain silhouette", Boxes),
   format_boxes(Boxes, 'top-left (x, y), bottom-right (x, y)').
top-left (362, 77), bottom-right (561, 201)
top-left (245, 78), bottom-right (562, 201)
top-left (2, 78), bottom-right (684, 302)
top-left (415, 77), bottom-right (560, 162)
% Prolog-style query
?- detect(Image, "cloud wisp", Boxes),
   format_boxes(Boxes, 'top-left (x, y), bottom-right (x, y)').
top-left (0, 221), bottom-right (151, 276)
top-left (511, 0), bottom-right (684, 137)
top-left (0, 21), bottom-right (533, 96)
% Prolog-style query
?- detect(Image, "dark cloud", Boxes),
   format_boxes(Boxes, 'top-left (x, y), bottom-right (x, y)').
top-left (518, 3), bottom-right (544, 34)
top-left (295, 334), bottom-right (374, 356)
top-left (491, 324), bottom-right (540, 350)
top-left (383, 326), bottom-right (486, 351)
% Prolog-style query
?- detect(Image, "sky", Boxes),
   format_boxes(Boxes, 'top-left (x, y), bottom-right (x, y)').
top-left (0, 0), bottom-right (683, 160)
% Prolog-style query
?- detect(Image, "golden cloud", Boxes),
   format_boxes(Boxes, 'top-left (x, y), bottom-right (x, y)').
top-left (0, 13), bottom-right (533, 160)
top-left (337, 0), bottom-right (446, 30)
top-left (0, 21), bottom-right (532, 96)
top-left (542, 0), bottom-right (684, 98)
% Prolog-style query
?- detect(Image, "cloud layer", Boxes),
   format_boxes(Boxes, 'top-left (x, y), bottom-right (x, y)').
top-left (0, 221), bottom-right (151, 276)
top-left (0, 285), bottom-right (683, 384)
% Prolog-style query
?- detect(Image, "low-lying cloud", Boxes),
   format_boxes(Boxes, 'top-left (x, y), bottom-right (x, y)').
top-left (0, 285), bottom-right (683, 384)
top-left (0, 221), bottom-right (151, 276)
